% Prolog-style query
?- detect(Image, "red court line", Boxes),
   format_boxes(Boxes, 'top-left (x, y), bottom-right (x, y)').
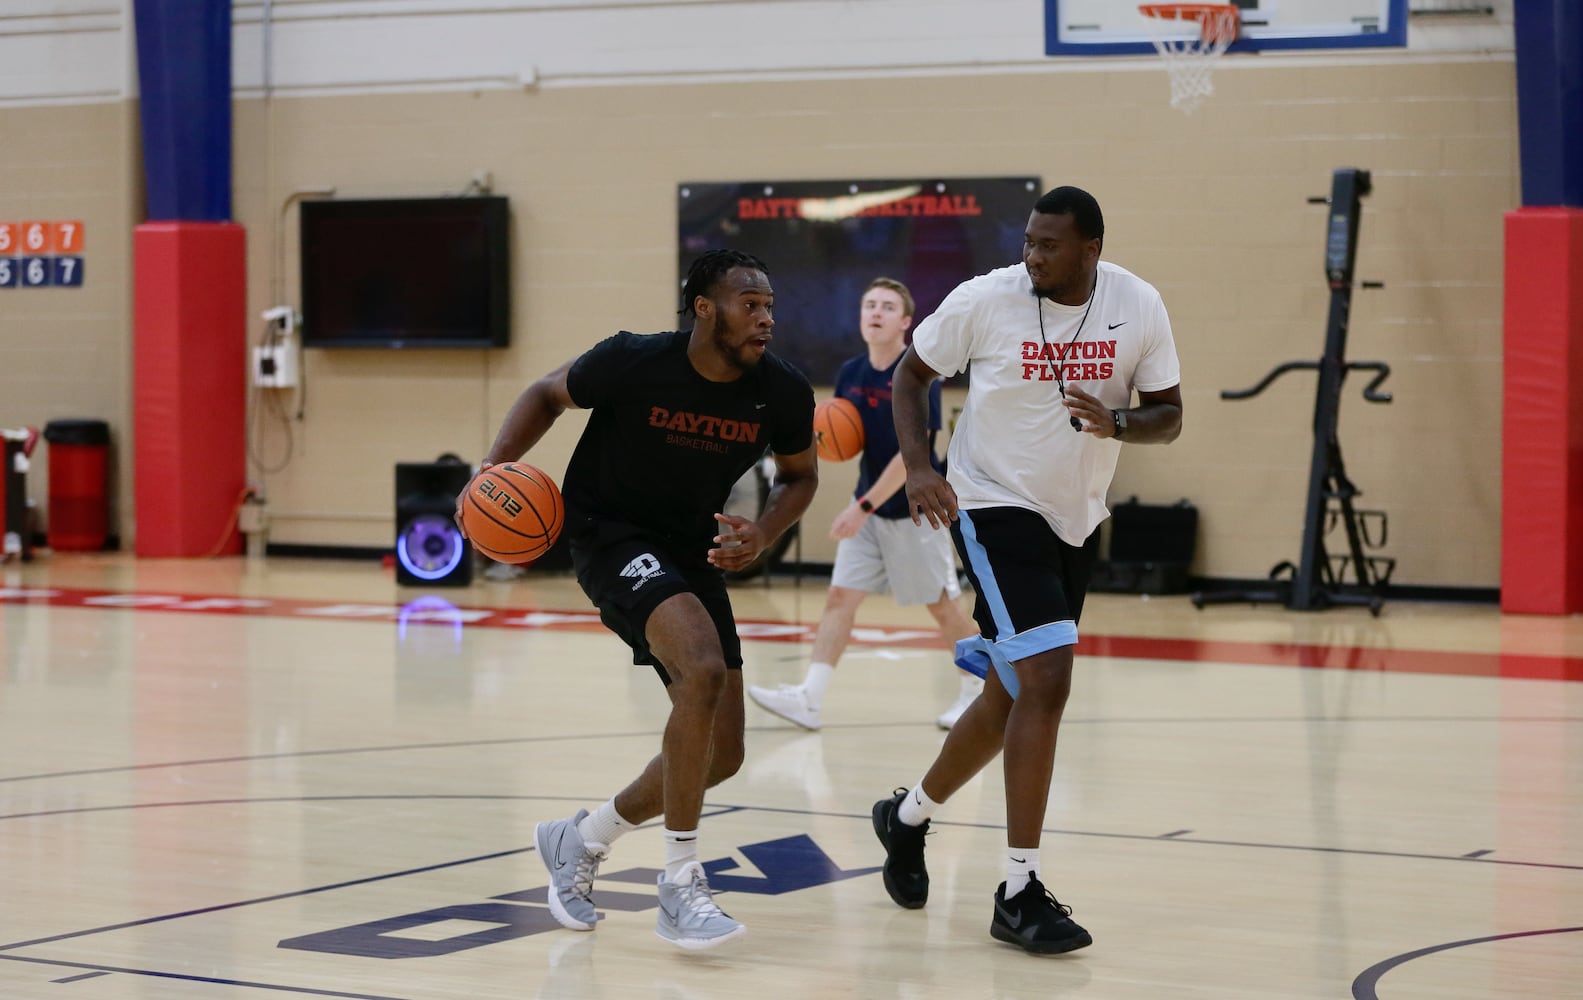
top-left (1081, 634), bottom-right (1583, 682)
top-left (2, 586), bottom-right (1580, 682)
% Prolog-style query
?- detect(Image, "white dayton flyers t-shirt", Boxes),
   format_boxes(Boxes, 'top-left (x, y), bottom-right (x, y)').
top-left (911, 261), bottom-right (1181, 546)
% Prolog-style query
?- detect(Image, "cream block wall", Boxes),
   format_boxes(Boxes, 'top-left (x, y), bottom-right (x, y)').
top-left (1, 48), bottom-right (1516, 588)
top-left (0, 101), bottom-right (140, 539)
top-left (225, 58), bottom-right (1514, 587)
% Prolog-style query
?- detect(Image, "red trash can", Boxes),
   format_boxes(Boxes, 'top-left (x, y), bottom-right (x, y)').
top-left (43, 419), bottom-right (110, 551)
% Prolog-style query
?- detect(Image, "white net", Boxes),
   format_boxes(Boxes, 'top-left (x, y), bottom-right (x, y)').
top-left (1139, 4), bottom-right (1239, 114)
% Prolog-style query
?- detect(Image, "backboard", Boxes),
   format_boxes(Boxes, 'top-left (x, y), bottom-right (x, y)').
top-left (1045, 0), bottom-right (1408, 55)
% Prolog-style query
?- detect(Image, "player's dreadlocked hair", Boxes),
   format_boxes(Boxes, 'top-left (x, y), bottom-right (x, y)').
top-left (679, 249), bottom-right (769, 323)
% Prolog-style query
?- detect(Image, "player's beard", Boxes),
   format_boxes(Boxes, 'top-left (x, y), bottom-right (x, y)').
top-left (1029, 258), bottom-right (1095, 304)
top-left (713, 326), bottom-right (763, 373)
top-left (1030, 272), bottom-right (1079, 302)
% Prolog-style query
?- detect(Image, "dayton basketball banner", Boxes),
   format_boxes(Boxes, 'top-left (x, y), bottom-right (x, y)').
top-left (677, 177), bottom-right (1038, 384)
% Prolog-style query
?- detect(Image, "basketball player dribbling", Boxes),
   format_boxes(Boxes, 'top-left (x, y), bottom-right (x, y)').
top-left (461, 249), bottom-right (817, 950)
top-left (871, 186), bottom-right (1184, 954)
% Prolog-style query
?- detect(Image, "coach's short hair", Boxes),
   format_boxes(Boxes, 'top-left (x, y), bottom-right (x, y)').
top-left (1033, 186), bottom-right (1104, 243)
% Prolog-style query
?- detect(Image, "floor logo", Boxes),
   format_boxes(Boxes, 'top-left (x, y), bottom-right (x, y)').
top-left (279, 835), bottom-right (879, 959)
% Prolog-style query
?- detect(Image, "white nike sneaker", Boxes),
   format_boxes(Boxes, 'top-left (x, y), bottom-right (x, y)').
top-left (748, 683), bottom-right (823, 731)
top-left (936, 675), bottom-right (985, 730)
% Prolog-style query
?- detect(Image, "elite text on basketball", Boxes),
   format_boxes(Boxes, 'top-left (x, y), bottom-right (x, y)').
top-left (478, 478), bottom-right (524, 517)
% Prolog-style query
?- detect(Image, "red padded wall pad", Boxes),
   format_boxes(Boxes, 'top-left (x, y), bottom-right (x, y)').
top-left (1501, 208), bottom-right (1583, 613)
top-left (133, 222), bottom-right (247, 557)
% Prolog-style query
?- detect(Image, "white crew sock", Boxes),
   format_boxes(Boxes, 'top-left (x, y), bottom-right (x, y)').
top-left (578, 798), bottom-right (636, 847)
top-left (802, 661), bottom-right (836, 705)
top-left (897, 782), bottom-right (942, 827)
top-left (663, 828), bottom-right (699, 882)
top-left (1006, 847), bottom-right (1041, 897)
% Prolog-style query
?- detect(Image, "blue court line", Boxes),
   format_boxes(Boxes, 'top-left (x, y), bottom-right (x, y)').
top-left (1, 954), bottom-right (410, 1000)
top-left (0, 839), bottom-right (536, 952)
top-left (0, 793), bottom-right (540, 824)
top-left (0, 730), bottom-right (664, 785)
top-left (706, 801), bottom-right (1583, 874)
top-left (0, 798), bottom-right (740, 952)
top-left (2, 715), bottom-right (1575, 786)
top-left (1352, 925), bottom-right (1583, 1000)
top-left (4, 792), bottom-right (1570, 879)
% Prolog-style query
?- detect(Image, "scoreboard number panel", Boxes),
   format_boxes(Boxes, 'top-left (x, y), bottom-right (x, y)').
top-left (53, 256), bottom-right (83, 287)
top-left (20, 221), bottom-right (50, 253)
top-left (21, 256), bottom-right (52, 287)
top-left (54, 220), bottom-right (84, 252)
top-left (0, 219), bottom-right (84, 288)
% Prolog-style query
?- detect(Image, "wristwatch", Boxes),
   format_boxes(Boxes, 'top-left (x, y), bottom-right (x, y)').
top-left (858, 497), bottom-right (875, 514)
top-left (1111, 408), bottom-right (1128, 439)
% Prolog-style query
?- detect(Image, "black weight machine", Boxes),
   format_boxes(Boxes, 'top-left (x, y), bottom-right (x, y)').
top-left (1192, 167), bottom-right (1395, 616)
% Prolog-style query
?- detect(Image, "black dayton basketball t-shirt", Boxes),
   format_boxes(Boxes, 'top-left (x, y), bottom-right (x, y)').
top-left (563, 330), bottom-right (815, 563)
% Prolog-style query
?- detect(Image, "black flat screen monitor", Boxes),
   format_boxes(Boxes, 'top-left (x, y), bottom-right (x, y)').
top-left (300, 196), bottom-right (510, 349)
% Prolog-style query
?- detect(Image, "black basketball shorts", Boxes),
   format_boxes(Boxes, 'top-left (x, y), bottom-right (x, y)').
top-left (570, 519), bottom-right (743, 685)
top-left (949, 506), bottom-right (1100, 698)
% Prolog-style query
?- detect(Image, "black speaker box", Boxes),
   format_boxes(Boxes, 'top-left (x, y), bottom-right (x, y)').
top-left (1093, 497), bottom-right (1198, 595)
top-left (395, 461), bottom-right (474, 587)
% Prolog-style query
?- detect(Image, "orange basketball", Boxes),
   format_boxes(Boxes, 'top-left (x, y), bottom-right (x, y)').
top-left (460, 462), bottom-right (565, 565)
top-left (814, 397), bottom-right (865, 462)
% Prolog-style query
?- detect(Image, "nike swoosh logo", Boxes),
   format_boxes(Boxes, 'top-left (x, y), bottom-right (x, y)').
top-left (1010, 856), bottom-right (1026, 864)
top-left (551, 829), bottom-right (569, 869)
top-left (659, 901), bottom-right (679, 921)
top-left (996, 902), bottom-right (1022, 930)
top-left (755, 403), bottom-right (767, 409)
top-left (1108, 322), bottom-right (1126, 330)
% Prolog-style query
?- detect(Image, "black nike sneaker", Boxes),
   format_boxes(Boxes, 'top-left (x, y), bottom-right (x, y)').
top-left (990, 875), bottom-right (1093, 954)
top-left (871, 788), bottom-right (929, 908)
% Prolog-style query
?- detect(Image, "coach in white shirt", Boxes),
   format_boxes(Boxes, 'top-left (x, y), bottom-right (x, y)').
top-left (870, 185), bottom-right (1183, 956)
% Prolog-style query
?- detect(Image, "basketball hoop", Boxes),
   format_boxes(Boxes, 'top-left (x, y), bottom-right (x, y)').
top-left (1138, 3), bottom-right (1240, 113)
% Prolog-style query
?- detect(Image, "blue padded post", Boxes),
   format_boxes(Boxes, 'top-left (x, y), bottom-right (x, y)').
top-left (132, 0), bottom-right (232, 221)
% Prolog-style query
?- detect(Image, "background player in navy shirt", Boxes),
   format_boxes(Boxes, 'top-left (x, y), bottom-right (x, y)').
top-left (748, 277), bottom-right (979, 732)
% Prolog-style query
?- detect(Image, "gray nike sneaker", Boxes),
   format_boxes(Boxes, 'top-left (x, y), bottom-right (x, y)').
top-left (655, 861), bottom-right (746, 950)
top-left (535, 809), bottom-right (608, 931)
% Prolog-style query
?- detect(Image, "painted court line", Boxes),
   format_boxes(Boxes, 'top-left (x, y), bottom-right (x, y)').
top-left (3, 585), bottom-right (1580, 681)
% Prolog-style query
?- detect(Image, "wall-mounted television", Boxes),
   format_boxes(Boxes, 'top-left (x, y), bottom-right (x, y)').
top-left (300, 196), bottom-right (510, 349)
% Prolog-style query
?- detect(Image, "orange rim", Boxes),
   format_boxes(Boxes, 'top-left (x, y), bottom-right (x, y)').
top-left (1138, 3), bottom-right (1240, 43)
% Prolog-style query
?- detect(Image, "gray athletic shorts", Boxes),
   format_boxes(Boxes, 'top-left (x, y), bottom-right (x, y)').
top-left (830, 512), bottom-right (962, 606)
